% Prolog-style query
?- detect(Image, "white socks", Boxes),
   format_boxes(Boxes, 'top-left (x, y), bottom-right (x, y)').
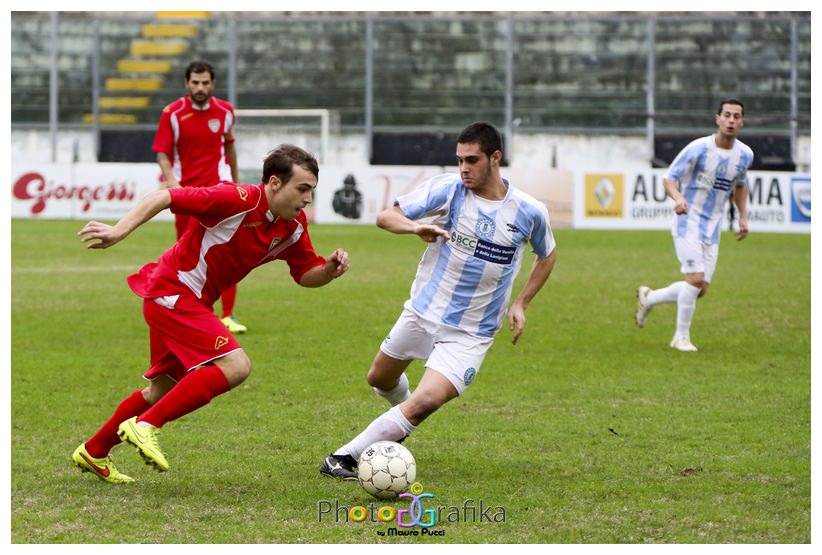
top-left (374, 373), bottom-right (411, 406)
top-left (647, 281), bottom-right (686, 306)
top-left (335, 405), bottom-right (416, 461)
top-left (675, 283), bottom-right (701, 338)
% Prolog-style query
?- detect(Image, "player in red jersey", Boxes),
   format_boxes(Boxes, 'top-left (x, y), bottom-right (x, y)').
top-left (72, 144), bottom-right (349, 483)
top-left (153, 60), bottom-right (247, 334)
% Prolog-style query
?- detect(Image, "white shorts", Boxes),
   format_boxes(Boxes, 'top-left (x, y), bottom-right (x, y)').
top-left (673, 236), bottom-right (720, 283)
top-left (380, 305), bottom-right (494, 395)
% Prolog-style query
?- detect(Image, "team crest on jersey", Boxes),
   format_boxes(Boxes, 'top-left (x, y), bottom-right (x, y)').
top-left (475, 217), bottom-right (495, 239)
top-left (270, 237), bottom-right (283, 249)
top-left (215, 336), bottom-right (229, 349)
top-left (208, 119), bottom-right (221, 133)
top-left (236, 187), bottom-right (248, 201)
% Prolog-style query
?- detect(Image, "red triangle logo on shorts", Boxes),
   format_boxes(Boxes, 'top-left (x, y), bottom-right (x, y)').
top-left (215, 336), bottom-right (229, 349)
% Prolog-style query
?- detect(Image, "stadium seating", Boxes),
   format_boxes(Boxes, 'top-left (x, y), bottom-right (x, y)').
top-left (10, 12), bottom-right (810, 165)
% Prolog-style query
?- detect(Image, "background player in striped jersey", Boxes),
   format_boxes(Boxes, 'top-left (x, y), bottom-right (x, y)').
top-left (321, 122), bottom-right (557, 479)
top-left (72, 145), bottom-right (349, 483)
top-left (153, 60), bottom-right (247, 334)
top-left (635, 98), bottom-right (753, 352)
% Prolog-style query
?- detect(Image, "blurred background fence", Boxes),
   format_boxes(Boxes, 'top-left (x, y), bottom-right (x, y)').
top-left (10, 11), bottom-right (811, 170)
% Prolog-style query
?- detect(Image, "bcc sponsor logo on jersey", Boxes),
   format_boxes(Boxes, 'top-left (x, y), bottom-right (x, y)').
top-left (450, 230), bottom-right (478, 253)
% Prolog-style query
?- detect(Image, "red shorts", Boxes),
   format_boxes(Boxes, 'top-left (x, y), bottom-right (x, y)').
top-left (142, 293), bottom-right (242, 383)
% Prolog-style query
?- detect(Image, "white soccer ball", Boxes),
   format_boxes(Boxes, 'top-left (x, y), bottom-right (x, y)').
top-left (357, 441), bottom-right (416, 499)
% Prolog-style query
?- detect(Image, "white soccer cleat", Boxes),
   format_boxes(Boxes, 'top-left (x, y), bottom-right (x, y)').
top-left (669, 335), bottom-right (698, 352)
top-left (635, 286), bottom-right (652, 328)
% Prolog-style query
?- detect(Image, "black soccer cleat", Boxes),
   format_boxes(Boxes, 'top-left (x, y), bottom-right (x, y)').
top-left (320, 453), bottom-right (359, 481)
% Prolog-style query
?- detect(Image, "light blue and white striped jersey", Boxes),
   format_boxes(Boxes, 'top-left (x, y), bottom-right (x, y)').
top-left (665, 134), bottom-right (754, 244)
top-left (396, 173), bottom-right (556, 338)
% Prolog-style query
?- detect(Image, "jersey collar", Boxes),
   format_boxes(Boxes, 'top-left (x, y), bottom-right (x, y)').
top-left (186, 96), bottom-right (211, 111)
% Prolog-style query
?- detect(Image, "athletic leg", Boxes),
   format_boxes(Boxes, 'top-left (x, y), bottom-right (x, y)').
top-left (368, 351), bottom-right (413, 406)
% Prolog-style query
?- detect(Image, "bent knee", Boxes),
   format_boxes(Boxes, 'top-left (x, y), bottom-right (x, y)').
top-left (686, 277), bottom-right (708, 292)
top-left (366, 364), bottom-right (400, 390)
top-left (367, 367), bottom-right (389, 389)
top-left (218, 352), bottom-right (252, 388)
top-left (402, 395), bottom-right (442, 423)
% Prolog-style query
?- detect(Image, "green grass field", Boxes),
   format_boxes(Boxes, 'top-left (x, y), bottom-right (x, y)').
top-left (10, 219), bottom-right (810, 543)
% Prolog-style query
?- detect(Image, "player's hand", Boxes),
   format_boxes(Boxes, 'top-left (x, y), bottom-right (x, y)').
top-left (77, 220), bottom-right (123, 249)
top-left (324, 248), bottom-right (350, 279)
top-left (508, 304), bottom-right (526, 345)
top-left (674, 198), bottom-right (689, 215)
top-left (736, 217), bottom-right (749, 241)
top-left (415, 224), bottom-right (450, 243)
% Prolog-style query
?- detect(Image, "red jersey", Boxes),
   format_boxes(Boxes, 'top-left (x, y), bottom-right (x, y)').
top-left (128, 183), bottom-right (326, 306)
top-left (152, 95), bottom-right (236, 188)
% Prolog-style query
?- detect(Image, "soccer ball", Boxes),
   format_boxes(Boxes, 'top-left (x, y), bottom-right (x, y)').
top-left (357, 441), bottom-right (416, 499)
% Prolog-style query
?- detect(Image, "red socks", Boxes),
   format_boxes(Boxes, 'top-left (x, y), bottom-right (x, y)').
top-left (85, 389), bottom-right (150, 458)
top-left (137, 365), bottom-right (231, 428)
top-left (220, 285), bottom-right (237, 318)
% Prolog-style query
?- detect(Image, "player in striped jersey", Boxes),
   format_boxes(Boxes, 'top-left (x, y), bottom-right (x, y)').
top-left (322, 122), bottom-right (557, 479)
top-left (635, 98), bottom-right (753, 352)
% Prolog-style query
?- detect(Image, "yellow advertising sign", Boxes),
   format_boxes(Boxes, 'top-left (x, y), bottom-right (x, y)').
top-left (584, 174), bottom-right (624, 218)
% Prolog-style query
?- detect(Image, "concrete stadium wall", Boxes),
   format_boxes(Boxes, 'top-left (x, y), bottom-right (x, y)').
top-left (12, 129), bottom-right (811, 174)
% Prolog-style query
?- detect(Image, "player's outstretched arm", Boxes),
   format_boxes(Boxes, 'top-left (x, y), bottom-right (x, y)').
top-left (376, 205), bottom-right (449, 243)
top-left (508, 249), bottom-right (557, 345)
top-left (299, 248), bottom-right (350, 287)
top-left (78, 189), bottom-right (172, 249)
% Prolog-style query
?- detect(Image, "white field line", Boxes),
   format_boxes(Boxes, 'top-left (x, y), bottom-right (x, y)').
top-left (11, 265), bottom-right (139, 274)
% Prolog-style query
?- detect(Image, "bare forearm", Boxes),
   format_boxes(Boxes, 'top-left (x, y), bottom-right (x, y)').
top-left (299, 266), bottom-right (335, 288)
top-left (79, 189), bottom-right (171, 249)
top-left (512, 249), bottom-right (556, 310)
top-left (299, 248), bottom-right (350, 287)
top-left (116, 190), bottom-right (172, 239)
top-left (377, 205), bottom-right (450, 243)
top-left (733, 186), bottom-right (748, 218)
top-left (376, 205), bottom-right (417, 234)
top-left (663, 178), bottom-right (682, 202)
top-left (225, 142), bottom-right (239, 182)
top-left (156, 153), bottom-right (178, 188)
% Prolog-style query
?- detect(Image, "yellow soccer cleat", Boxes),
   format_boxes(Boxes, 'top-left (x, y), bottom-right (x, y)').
top-left (221, 315), bottom-right (248, 334)
top-left (72, 443), bottom-right (135, 484)
top-left (117, 417), bottom-right (169, 471)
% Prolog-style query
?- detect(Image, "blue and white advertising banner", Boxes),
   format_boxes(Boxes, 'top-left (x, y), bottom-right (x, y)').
top-left (573, 170), bottom-right (811, 233)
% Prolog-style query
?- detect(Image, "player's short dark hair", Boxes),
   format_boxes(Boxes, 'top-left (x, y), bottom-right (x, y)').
top-left (262, 144), bottom-right (319, 185)
top-left (717, 97), bottom-right (745, 116)
top-left (457, 122), bottom-right (503, 158)
top-left (185, 60), bottom-right (215, 81)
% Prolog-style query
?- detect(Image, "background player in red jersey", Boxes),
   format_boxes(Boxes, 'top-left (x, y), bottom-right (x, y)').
top-left (153, 60), bottom-right (247, 334)
top-left (72, 144), bottom-right (349, 483)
